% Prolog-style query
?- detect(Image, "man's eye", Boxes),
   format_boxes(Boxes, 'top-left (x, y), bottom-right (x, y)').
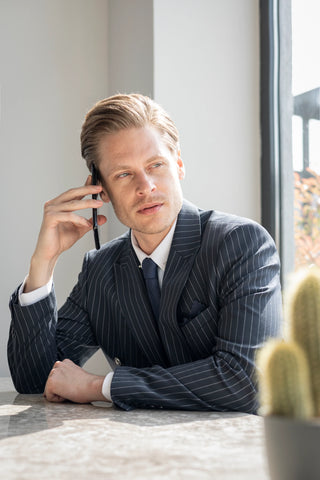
top-left (118, 172), bottom-right (130, 178)
top-left (152, 162), bottom-right (162, 168)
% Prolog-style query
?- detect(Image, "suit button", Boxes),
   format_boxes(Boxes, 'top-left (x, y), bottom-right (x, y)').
top-left (114, 357), bottom-right (121, 366)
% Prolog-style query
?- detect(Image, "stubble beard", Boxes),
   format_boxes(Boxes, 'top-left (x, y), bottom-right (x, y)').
top-left (112, 194), bottom-right (183, 236)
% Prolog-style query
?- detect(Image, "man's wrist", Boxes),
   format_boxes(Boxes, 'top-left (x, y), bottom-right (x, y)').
top-left (24, 255), bottom-right (57, 293)
top-left (90, 375), bottom-right (111, 402)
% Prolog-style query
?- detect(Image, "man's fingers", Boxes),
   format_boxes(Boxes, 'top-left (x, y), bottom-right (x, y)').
top-left (45, 199), bottom-right (103, 216)
top-left (44, 391), bottom-right (66, 403)
top-left (61, 358), bottom-right (75, 366)
top-left (44, 212), bottom-right (93, 229)
top-left (49, 184), bottom-right (102, 206)
top-left (87, 215), bottom-right (107, 227)
top-left (44, 361), bottom-right (67, 402)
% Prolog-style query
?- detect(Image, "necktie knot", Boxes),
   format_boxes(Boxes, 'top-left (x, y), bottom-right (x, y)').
top-left (142, 258), bottom-right (158, 279)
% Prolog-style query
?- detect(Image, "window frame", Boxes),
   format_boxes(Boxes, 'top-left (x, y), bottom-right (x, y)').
top-left (260, 0), bottom-right (294, 283)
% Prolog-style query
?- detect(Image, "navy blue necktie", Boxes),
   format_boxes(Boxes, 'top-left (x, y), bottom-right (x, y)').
top-left (142, 258), bottom-right (161, 320)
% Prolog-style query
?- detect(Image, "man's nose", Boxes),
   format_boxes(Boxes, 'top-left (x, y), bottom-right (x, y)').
top-left (136, 172), bottom-right (156, 195)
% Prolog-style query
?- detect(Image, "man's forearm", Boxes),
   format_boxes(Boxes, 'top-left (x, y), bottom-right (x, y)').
top-left (8, 287), bottom-right (59, 393)
top-left (110, 353), bottom-right (257, 412)
top-left (24, 254), bottom-right (58, 293)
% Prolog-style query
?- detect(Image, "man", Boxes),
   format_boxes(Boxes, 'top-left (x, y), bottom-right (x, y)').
top-left (8, 94), bottom-right (281, 412)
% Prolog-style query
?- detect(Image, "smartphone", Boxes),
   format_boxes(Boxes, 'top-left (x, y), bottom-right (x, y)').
top-left (91, 163), bottom-right (101, 250)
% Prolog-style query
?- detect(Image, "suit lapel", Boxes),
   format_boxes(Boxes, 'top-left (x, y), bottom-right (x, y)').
top-left (159, 201), bottom-right (202, 364)
top-left (114, 237), bottom-right (169, 366)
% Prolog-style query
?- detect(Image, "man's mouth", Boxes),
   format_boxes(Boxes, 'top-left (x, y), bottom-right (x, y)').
top-left (137, 203), bottom-right (163, 215)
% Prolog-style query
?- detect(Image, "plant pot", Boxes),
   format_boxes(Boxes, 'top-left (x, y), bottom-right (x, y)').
top-left (264, 415), bottom-right (320, 480)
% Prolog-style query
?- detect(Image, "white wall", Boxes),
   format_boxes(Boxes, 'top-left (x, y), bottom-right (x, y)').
top-left (153, 0), bottom-right (260, 222)
top-left (106, 0), bottom-right (154, 239)
top-left (0, 0), bottom-right (110, 376)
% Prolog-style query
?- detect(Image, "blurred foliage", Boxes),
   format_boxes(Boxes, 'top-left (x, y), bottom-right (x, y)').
top-left (294, 168), bottom-right (320, 269)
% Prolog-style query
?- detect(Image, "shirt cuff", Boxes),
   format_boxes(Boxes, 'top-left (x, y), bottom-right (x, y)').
top-left (19, 275), bottom-right (53, 306)
top-left (102, 372), bottom-right (114, 402)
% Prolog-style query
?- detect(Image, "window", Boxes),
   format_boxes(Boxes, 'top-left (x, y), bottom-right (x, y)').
top-left (260, 0), bottom-right (320, 284)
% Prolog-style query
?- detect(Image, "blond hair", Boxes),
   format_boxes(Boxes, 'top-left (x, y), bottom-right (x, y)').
top-left (81, 93), bottom-right (179, 169)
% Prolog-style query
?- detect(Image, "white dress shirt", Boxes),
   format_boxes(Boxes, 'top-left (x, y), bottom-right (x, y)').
top-left (18, 220), bottom-right (177, 402)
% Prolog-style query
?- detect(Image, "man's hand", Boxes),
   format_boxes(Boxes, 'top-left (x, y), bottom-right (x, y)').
top-left (24, 176), bottom-right (107, 293)
top-left (44, 359), bottom-right (108, 404)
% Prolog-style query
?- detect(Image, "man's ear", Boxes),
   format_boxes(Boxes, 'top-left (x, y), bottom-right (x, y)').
top-left (100, 187), bottom-right (111, 203)
top-left (176, 150), bottom-right (185, 180)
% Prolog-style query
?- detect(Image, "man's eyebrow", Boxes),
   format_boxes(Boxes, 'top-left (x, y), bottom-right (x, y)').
top-left (108, 155), bottom-right (167, 175)
top-left (145, 155), bottom-right (168, 164)
top-left (108, 164), bottom-right (132, 175)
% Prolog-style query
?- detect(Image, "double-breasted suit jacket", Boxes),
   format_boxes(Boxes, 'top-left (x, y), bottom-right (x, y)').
top-left (8, 200), bottom-right (282, 412)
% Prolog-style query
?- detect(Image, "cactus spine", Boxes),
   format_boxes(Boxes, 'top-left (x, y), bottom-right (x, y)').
top-left (258, 268), bottom-right (320, 418)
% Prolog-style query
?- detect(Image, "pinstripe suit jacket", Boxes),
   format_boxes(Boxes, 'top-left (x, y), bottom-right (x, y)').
top-left (8, 200), bottom-right (282, 412)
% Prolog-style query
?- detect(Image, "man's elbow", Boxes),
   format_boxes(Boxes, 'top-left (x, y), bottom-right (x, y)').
top-left (10, 373), bottom-right (45, 395)
top-left (231, 379), bottom-right (259, 414)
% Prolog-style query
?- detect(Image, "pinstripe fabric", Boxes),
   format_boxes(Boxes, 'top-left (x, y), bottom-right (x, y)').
top-left (8, 200), bottom-right (282, 412)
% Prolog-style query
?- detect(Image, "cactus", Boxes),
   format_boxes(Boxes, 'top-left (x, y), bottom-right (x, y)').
top-left (257, 267), bottom-right (320, 418)
top-left (257, 339), bottom-right (313, 418)
top-left (287, 269), bottom-right (320, 416)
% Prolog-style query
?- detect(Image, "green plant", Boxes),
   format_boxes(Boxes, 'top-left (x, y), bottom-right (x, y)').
top-left (257, 268), bottom-right (320, 418)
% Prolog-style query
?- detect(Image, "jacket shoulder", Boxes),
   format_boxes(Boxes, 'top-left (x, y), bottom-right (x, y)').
top-left (85, 231), bottom-right (130, 267)
top-left (203, 209), bottom-right (272, 239)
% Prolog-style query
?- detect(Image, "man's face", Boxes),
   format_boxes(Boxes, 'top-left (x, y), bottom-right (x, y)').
top-left (97, 126), bottom-right (185, 251)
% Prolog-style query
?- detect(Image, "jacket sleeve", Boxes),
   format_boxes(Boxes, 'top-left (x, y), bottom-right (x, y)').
top-left (7, 255), bottom-right (99, 394)
top-left (110, 221), bottom-right (282, 413)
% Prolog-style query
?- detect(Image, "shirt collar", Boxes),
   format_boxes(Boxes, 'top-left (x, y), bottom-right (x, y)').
top-left (131, 220), bottom-right (177, 272)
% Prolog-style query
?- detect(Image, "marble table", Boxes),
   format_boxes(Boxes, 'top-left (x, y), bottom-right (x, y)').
top-left (0, 378), bottom-right (270, 479)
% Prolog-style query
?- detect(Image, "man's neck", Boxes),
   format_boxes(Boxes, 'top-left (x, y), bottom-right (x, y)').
top-left (132, 220), bottom-right (177, 255)
top-left (133, 230), bottom-right (170, 255)
top-left (131, 219), bottom-right (177, 274)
